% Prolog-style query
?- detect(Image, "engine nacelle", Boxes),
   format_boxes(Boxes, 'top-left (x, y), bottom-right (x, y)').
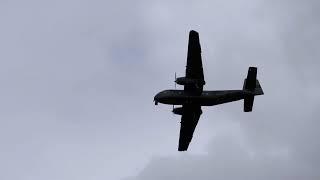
top-left (175, 77), bottom-right (205, 86)
top-left (172, 107), bottom-right (184, 115)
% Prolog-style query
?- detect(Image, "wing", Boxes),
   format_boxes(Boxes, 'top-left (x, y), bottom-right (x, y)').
top-left (184, 30), bottom-right (205, 94)
top-left (178, 105), bottom-right (202, 151)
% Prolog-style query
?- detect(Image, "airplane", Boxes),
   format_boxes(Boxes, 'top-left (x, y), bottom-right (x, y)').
top-left (154, 30), bottom-right (264, 151)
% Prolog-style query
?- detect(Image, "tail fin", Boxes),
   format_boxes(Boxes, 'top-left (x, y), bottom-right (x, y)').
top-left (243, 67), bottom-right (264, 112)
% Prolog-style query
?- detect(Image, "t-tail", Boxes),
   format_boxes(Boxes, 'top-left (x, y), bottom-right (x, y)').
top-left (242, 67), bottom-right (264, 112)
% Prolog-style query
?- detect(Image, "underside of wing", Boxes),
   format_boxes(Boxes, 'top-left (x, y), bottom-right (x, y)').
top-left (184, 30), bottom-right (205, 94)
top-left (178, 105), bottom-right (202, 151)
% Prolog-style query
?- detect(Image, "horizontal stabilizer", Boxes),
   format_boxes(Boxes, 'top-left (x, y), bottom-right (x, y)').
top-left (243, 67), bottom-right (257, 91)
top-left (242, 67), bottom-right (264, 112)
top-left (244, 95), bottom-right (254, 112)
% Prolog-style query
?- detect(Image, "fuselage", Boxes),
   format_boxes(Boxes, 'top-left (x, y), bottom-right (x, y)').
top-left (154, 89), bottom-right (251, 106)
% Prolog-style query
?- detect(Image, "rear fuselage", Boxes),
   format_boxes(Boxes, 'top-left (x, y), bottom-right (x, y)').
top-left (154, 89), bottom-right (250, 106)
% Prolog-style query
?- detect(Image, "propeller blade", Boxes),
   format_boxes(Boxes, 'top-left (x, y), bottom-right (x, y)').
top-left (172, 104), bottom-right (175, 115)
top-left (174, 72), bottom-right (177, 89)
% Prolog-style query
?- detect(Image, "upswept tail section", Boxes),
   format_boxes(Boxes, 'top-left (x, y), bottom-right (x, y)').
top-left (243, 67), bottom-right (264, 112)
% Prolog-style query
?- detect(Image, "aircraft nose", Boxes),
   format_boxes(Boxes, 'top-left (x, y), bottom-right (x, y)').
top-left (154, 92), bottom-right (161, 101)
top-left (154, 92), bottom-right (163, 105)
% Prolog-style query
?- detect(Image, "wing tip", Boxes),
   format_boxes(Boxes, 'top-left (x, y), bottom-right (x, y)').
top-left (178, 143), bottom-right (189, 151)
top-left (188, 30), bottom-right (201, 52)
top-left (178, 147), bottom-right (188, 151)
top-left (189, 30), bottom-right (199, 36)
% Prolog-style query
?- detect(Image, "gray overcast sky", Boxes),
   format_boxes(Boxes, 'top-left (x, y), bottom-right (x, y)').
top-left (0, 0), bottom-right (319, 180)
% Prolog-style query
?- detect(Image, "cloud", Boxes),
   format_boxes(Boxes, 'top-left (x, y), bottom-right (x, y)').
top-left (125, 0), bottom-right (320, 180)
top-left (125, 133), bottom-right (317, 180)
top-left (1, 0), bottom-right (319, 180)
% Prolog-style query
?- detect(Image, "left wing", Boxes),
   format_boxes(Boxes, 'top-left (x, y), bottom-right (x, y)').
top-left (178, 105), bottom-right (202, 151)
top-left (184, 30), bottom-right (205, 94)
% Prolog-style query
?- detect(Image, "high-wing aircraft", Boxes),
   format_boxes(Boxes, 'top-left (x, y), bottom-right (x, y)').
top-left (154, 30), bottom-right (264, 151)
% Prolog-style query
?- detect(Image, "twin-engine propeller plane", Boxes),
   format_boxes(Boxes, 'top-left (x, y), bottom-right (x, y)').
top-left (154, 30), bottom-right (264, 151)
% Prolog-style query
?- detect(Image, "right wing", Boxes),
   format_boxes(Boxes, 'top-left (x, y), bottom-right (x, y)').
top-left (178, 105), bottom-right (202, 151)
top-left (184, 30), bottom-right (205, 94)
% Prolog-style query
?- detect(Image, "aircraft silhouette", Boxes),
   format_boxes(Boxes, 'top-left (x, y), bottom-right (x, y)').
top-left (154, 30), bottom-right (264, 151)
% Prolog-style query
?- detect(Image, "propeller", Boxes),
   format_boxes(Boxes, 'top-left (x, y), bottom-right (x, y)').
top-left (173, 72), bottom-right (177, 113)
top-left (174, 72), bottom-right (177, 89)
